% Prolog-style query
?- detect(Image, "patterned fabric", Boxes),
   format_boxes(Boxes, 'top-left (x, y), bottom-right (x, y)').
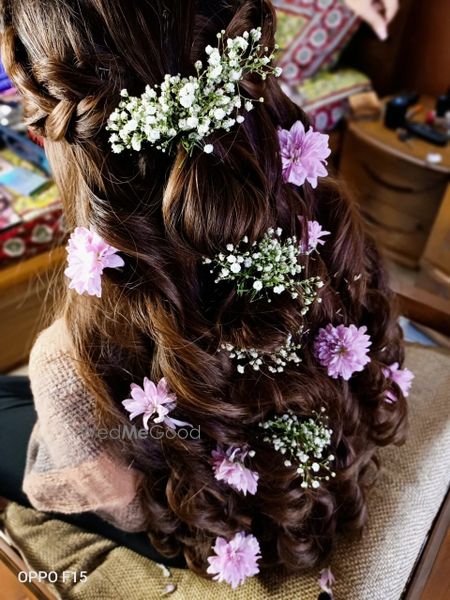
top-left (3, 343), bottom-right (450, 600)
top-left (0, 148), bottom-right (64, 267)
top-left (282, 68), bottom-right (371, 131)
top-left (0, 207), bottom-right (65, 266)
top-left (274, 0), bottom-right (361, 85)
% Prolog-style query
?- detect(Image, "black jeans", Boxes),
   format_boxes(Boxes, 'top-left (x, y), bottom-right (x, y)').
top-left (0, 375), bottom-right (186, 568)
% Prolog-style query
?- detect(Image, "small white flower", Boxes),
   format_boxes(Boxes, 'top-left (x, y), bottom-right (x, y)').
top-left (204, 144), bottom-right (214, 154)
top-left (198, 124), bottom-right (210, 136)
top-left (253, 280), bottom-right (263, 291)
top-left (131, 138), bottom-right (142, 151)
top-left (230, 70), bottom-right (243, 81)
top-left (230, 262), bottom-right (241, 273)
top-left (210, 65), bottom-right (223, 78)
top-left (213, 108), bottom-right (226, 121)
top-left (208, 49), bottom-right (221, 66)
top-left (107, 29), bottom-right (280, 155)
top-left (252, 29), bottom-right (262, 41)
top-left (260, 410), bottom-right (334, 488)
top-left (185, 116), bottom-right (199, 129)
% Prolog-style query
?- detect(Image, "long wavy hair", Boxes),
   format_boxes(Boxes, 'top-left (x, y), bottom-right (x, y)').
top-left (1, 0), bottom-right (407, 577)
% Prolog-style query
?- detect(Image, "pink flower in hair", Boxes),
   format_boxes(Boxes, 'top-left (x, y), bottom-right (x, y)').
top-left (122, 377), bottom-right (188, 430)
top-left (207, 531), bottom-right (261, 589)
top-left (212, 446), bottom-right (259, 496)
top-left (298, 216), bottom-right (331, 254)
top-left (319, 567), bottom-right (336, 597)
top-left (278, 121), bottom-right (330, 188)
top-left (382, 362), bottom-right (414, 403)
top-left (65, 227), bottom-right (124, 298)
top-left (314, 324), bottom-right (372, 380)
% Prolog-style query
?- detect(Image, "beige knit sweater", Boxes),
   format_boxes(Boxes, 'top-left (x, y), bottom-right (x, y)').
top-left (23, 319), bottom-right (147, 532)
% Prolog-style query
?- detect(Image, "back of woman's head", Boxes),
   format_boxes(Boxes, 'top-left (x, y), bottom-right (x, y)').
top-left (1, 0), bottom-right (408, 581)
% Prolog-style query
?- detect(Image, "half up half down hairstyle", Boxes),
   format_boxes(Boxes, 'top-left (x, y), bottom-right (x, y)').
top-left (1, 0), bottom-right (408, 580)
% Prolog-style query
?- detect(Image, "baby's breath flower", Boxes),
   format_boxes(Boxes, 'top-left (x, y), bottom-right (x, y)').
top-left (221, 333), bottom-right (303, 374)
top-left (259, 408), bottom-right (335, 489)
top-left (202, 228), bottom-right (323, 309)
top-left (107, 28), bottom-right (282, 155)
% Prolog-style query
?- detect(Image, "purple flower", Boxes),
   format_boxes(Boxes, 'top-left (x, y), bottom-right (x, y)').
top-left (319, 567), bottom-right (335, 597)
top-left (298, 216), bottom-right (331, 254)
top-left (382, 362), bottom-right (414, 403)
top-left (278, 121), bottom-right (330, 188)
top-left (65, 227), bottom-right (124, 297)
top-left (212, 446), bottom-right (259, 496)
top-left (314, 324), bottom-right (372, 380)
top-left (122, 377), bottom-right (188, 430)
top-left (207, 532), bottom-right (261, 589)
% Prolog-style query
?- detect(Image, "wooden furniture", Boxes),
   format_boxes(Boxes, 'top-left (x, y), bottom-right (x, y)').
top-left (340, 0), bottom-right (450, 98)
top-left (340, 98), bottom-right (450, 269)
top-left (0, 248), bottom-right (65, 372)
top-left (418, 184), bottom-right (450, 300)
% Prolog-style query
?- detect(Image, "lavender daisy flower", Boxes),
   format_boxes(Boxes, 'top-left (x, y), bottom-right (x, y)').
top-left (278, 121), bottom-right (331, 188)
top-left (122, 377), bottom-right (189, 430)
top-left (65, 227), bottom-right (124, 297)
top-left (314, 324), bottom-right (372, 380)
top-left (211, 446), bottom-right (259, 495)
top-left (207, 532), bottom-right (261, 589)
top-left (319, 567), bottom-right (336, 598)
top-left (382, 362), bottom-right (414, 403)
top-left (298, 216), bottom-right (331, 254)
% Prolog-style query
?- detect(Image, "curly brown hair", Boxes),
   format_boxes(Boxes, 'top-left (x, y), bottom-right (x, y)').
top-left (1, 0), bottom-right (408, 578)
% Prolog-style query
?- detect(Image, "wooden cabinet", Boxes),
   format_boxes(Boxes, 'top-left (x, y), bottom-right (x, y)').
top-left (340, 105), bottom-right (450, 270)
top-left (419, 184), bottom-right (450, 300)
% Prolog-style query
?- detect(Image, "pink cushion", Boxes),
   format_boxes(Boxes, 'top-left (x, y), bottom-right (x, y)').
top-left (274, 0), bottom-right (361, 84)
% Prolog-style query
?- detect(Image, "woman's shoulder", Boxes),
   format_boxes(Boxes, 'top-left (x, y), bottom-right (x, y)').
top-left (30, 318), bottom-right (72, 362)
top-left (29, 318), bottom-right (84, 409)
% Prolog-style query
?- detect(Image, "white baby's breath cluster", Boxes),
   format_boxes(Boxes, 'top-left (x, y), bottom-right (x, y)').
top-left (107, 28), bottom-right (282, 155)
top-left (259, 408), bottom-right (336, 489)
top-left (221, 333), bottom-right (303, 374)
top-left (203, 228), bottom-right (323, 310)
